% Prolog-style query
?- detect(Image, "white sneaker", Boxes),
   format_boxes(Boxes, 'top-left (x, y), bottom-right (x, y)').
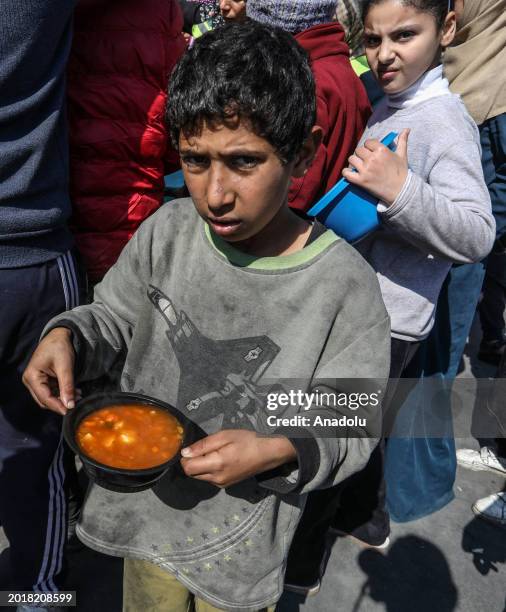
top-left (456, 447), bottom-right (506, 475)
top-left (349, 534), bottom-right (391, 550)
top-left (284, 578), bottom-right (321, 596)
top-left (472, 492), bottom-right (506, 526)
top-left (330, 529), bottom-right (391, 550)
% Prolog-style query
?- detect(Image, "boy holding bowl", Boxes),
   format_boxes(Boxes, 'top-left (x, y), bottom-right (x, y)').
top-left (23, 21), bottom-right (389, 611)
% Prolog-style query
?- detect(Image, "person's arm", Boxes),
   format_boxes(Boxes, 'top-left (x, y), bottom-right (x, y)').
top-left (344, 130), bottom-right (496, 263)
top-left (257, 314), bottom-right (391, 495)
top-left (178, 0), bottom-right (202, 32)
top-left (23, 214), bottom-right (160, 414)
top-left (275, 249), bottom-right (390, 495)
top-left (180, 248), bottom-right (391, 492)
top-left (180, 430), bottom-right (297, 488)
top-left (379, 140), bottom-right (495, 263)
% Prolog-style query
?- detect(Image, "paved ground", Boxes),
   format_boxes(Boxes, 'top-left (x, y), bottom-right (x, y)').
top-left (1, 320), bottom-right (505, 611)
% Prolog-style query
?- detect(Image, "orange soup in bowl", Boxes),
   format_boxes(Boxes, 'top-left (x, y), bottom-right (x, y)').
top-left (76, 404), bottom-right (183, 470)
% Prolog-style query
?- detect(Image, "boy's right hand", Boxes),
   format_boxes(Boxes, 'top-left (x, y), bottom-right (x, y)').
top-left (22, 327), bottom-right (76, 416)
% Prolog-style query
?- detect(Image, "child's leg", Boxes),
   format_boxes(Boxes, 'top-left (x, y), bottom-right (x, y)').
top-left (331, 338), bottom-right (421, 544)
top-left (479, 267), bottom-right (505, 343)
top-left (123, 558), bottom-right (191, 612)
top-left (123, 559), bottom-right (276, 612)
top-left (487, 348), bottom-right (506, 456)
top-left (284, 485), bottom-right (343, 588)
top-left (194, 598), bottom-right (275, 612)
top-left (331, 441), bottom-right (389, 546)
top-left (285, 338), bottom-right (421, 587)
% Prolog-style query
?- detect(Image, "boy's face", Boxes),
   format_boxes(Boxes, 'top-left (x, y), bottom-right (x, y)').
top-left (179, 119), bottom-right (298, 246)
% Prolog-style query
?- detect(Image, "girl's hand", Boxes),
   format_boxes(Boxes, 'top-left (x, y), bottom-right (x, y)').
top-left (180, 430), bottom-right (297, 488)
top-left (342, 129), bottom-right (410, 207)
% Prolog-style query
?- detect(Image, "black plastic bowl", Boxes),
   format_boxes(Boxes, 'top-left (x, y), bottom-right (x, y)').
top-left (63, 392), bottom-right (190, 493)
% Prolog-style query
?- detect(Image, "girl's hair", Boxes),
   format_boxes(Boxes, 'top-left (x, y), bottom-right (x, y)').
top-left (362, 0), bottom-right (454, 30)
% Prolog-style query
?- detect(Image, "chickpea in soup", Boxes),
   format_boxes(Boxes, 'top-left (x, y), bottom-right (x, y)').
top-left (76, 404), bottom-right (183, 469)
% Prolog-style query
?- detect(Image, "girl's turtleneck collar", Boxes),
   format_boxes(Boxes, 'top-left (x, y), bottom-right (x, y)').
top-left (387, 65), bottom-right (451, 110)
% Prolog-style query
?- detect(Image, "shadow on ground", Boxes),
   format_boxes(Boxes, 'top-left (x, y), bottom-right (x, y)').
top-left (278, 535), bottom-right (458, 612)
top-left (462, 514), bottom-right (506, 578)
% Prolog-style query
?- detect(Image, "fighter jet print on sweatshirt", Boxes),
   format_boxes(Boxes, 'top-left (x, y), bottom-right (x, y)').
top-left (147, 285), bottom-right (283, 431)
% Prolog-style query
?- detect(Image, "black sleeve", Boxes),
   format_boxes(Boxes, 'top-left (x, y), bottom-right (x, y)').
top-left (178, 0), bottom-right (201, 32)
top-left (256, 433), bottom-right (320, 494)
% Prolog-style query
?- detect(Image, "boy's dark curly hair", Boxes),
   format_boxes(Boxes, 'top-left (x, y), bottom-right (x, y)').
top-left (166, 20), bottom-right (316, 164)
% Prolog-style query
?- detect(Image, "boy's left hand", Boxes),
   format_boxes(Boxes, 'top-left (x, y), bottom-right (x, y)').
top-left (180, 430), bottom-right (297, 488)
top-left (342, 129), bottom-right (410, 207)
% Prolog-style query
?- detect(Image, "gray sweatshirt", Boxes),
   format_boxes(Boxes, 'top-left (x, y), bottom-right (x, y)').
top-left (45, 200), bottom-right (390, 610)
top-left (355, 78), bottom-right (495, 341)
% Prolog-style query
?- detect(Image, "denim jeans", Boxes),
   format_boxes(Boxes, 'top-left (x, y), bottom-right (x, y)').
top-left (386, 262), bottom-right (485, 522)
top-left (384, 113), bottom-right (506, 521)
top-left (480, 112), bottom-right (506, 238)
top-left (478, 112), bottom-right (506, 342)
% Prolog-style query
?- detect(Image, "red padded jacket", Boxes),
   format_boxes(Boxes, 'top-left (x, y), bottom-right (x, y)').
top-left (68, 0), bottom-right (186, 282)
top-left (290, 22), bottom-right (371, 211)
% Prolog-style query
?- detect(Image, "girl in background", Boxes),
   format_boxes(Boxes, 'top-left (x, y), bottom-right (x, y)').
top-left (333, 0), bottom-right (495, 545)
top-left (286, 0), bottom-right (494, 593)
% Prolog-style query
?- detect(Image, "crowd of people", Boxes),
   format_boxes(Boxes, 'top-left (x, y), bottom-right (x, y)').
top-left (0, 0), bottom-right (504, 610)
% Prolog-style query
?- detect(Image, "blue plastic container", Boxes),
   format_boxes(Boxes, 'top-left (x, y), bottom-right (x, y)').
top-left (307, 132), bottom-right (398, 243)
top-left (164, 170), bottom-right (186, 202)
top-left (164, 169), bottom-right (185, 190)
